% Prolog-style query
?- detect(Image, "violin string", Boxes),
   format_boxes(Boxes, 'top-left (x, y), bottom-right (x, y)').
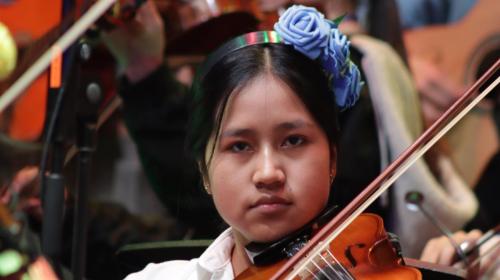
top-left (324, 249), bottom-right (354, 279)
top-left (311, 259), bottom-right (333, 279)
top-left (317, 251), bottom-right (347, 279)
top-left (304, 266), bottom-right (322, 280)
top-left (468, 239), bottom-right (500, 268)
top-left (312, 253), bottom-right (355, 280)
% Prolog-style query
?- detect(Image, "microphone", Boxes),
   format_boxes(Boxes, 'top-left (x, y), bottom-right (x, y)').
top-left (405, 191), bottom-right (469, 265)
top-left (0, 21), bottom-right (17, 81)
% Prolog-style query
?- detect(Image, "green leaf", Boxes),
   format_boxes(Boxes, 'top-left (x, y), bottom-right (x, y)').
top-left (332, 14), bottom-right (346, 26)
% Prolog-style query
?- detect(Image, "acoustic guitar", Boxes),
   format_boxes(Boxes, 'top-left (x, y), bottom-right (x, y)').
top-left (403, 0), bottom-right (499, 87)
top-left (403, 0), bottom-right (500, 186)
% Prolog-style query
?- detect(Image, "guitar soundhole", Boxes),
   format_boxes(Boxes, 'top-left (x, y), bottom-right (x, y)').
top-left (476, 48), bottom-right (500, 100)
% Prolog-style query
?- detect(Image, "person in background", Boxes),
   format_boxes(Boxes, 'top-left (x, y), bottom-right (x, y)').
top-left (395, 0), bottom-right (477, 29)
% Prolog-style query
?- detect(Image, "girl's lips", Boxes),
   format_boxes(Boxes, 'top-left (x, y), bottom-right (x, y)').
top-left (250, 196), bottom-right (292, 213)
top-left (251, 196), bottom-right (291, 208)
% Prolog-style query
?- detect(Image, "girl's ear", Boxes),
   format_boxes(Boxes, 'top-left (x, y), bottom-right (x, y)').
top-left (197, 160), bottom-right (211, 194)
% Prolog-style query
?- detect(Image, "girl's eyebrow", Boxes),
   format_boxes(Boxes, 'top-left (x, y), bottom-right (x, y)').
top-left (275, 120), bottom-right (314, 131)
top-left (220, 120), bottom-right (314, 138)
top-left (220, 128), bottom-right (253, 138)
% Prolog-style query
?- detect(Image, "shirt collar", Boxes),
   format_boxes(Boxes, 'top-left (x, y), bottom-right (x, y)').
top-left (197, 228), bottom-right (234, 277)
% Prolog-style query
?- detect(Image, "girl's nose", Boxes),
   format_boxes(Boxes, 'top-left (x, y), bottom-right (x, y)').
top-left (252, 147), bottom-right (285, 189)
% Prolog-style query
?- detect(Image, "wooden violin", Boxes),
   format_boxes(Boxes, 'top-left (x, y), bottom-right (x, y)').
top-left (0, 0), bottom-right (64, 142)
top-left (237, 213), bottom-right (422, 279)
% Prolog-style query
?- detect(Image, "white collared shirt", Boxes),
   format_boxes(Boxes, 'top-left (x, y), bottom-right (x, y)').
top-left (124, 228), bottom-right (235, 280)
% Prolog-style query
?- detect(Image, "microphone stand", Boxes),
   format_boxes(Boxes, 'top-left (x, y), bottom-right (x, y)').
top-left (405, 191), bottom-right (481, 279)
top-left (42, 39), bottom-right (102, 280)
top-left (405, 191), bottom-right (469, 265)
top-left (70, 41), bottom-right (101, 280)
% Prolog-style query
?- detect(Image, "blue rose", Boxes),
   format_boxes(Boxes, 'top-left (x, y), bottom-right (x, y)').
top-left (274, 5), bottom-right (330, 59)
top-left (331, 62), bottom-right (363, 109)
top-left (323, 29), bottom-right (350, 73)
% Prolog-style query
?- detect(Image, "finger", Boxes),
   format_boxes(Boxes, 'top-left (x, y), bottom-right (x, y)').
top-left (421, 99), bottom-right (442, 126)
top-left (421, 236), bottom-right (448, 263)
top-left (419, 81), bottom-right (453, 110)
top-left (21, 197), bottom-right (41, 211)
top-left (421, 231), bottom-right (473, 266)
top-left (438, 231), bottom-right (481, 265)
top-left (438, 239), bottom-right (462, 265)
top-left (11, 166), bottom-right (38, 193)
top-left (459, 229), bottom-right (483, 252)
top-left (467, 229), bottom-right (483, 241)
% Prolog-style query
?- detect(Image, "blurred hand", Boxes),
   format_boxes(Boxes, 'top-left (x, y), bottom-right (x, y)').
top-left (408, 56), bottom-right (466, 127)
top-left (421, 230), bottom-right (500, 279)
top-left (101, 0), bottom-right (165, 82)
top-left (420, 230), bottom-right (482, 266)
top-left (0, 166), bottom-right (41, 220)
top-left (478, 235), bottom-right (500, 279)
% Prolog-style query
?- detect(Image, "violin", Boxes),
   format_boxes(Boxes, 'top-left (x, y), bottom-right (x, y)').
top-left (235, 60), bottom-right (500, 279)
top-left (237, 213), bottom-right (422, 279)
top-left (0, 0), bottom-right (63, 142)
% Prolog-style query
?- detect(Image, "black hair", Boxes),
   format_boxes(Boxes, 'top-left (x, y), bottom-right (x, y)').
top-left (366, 0), bottom-right (408, 65)
top-left (187, 43), bottom-right (340, 176)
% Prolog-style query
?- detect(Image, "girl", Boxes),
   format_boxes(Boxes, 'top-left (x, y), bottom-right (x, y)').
top-left (125, 5), bottom-right (363, 280)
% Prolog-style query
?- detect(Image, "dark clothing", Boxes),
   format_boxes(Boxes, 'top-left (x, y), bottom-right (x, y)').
top-left (119, 66), bottom-right (221, 238)
top-left (466, 150), bottom-right (500, 231)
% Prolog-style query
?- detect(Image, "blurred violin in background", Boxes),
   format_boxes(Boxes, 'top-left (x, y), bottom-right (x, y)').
top-left (0, 0), bottom-right (63, 143)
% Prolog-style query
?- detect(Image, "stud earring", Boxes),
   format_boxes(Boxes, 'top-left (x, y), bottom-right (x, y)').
top-left (203, 182), bottom-right (211, 195)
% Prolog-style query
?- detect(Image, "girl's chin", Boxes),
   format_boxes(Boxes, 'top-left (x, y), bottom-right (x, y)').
top-left (241, 229), bottom-right (292, 245)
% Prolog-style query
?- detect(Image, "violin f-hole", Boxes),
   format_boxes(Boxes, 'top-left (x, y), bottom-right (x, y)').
top-left (344, 243), bottom-right (366, 268)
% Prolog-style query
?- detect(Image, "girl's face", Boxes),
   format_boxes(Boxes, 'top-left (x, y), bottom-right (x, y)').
top-left (206, 73), bottom-right (334, 244)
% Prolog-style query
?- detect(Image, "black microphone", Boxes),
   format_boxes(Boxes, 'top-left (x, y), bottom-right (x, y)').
top-left (405, 191), bottom-right (469, 265)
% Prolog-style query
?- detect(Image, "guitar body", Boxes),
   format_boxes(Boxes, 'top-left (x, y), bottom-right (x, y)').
top-left (403, 0), bottom-right (500, 186)
top-left (403, 0), bottom-right (499, 86)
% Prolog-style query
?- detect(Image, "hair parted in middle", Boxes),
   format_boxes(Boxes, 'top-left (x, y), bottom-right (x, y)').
top-left (187, 42), bottom-right (340, 178)
top-left (187, 5), bottom-right (364, 180)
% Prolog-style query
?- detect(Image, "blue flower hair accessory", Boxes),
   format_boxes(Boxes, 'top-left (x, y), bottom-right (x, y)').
top-left (274, 5), bottom-right (363, 110)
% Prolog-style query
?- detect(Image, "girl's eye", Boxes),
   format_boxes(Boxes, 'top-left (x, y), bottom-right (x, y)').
top-left (283, 135), bottom-right (305, 148)
top-left (230, 142), bottom-right (251, 153)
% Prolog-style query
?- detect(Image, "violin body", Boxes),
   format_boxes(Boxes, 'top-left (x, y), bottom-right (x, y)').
top-left (237, 214), bottom-right (421, 279)
top-left (0, 0), bottom-right (63, 142)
